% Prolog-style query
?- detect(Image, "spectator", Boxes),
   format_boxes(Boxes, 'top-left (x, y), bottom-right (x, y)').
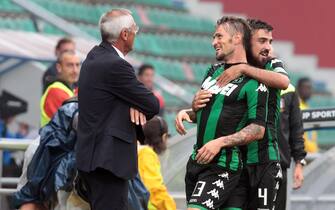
top-left (138, 64), bottom-right (165, 116)
top-left (42, 37), bottom-right (76, 92)
top-left (40, 51), bottom-right (80, 127)
top-left (15, 122), bottom-right (30, 138)
top-left (138, 116), bottom-right (176, 210)
top-left (297, 77), bottom-right (319, 153)
top-left (276, 83), bottom-right (307, 210)
top-left (0, 117), bottom-right (20, 176)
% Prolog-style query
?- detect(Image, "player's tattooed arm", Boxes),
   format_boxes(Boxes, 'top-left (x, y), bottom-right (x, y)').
top-left (195, 123), bottom-right (265, 164)
top-left (219, 123), bottom-right (265, 147)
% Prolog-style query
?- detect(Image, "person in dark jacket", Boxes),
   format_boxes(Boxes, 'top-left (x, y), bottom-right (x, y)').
top-left (76, 8), bottom-right (159, 210)
top-left (276, 83), bottom-right (307, 210)
top-left (15, 97), bottom-right (150, 210)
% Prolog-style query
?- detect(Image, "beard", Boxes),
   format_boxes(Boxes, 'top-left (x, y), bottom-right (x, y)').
top-left (247, 49), bottom-right (270, 67)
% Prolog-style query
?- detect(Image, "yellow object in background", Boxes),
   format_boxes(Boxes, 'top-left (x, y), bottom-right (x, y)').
top-left (300, 100), bottom-right (319, 153)
top-left (138, 146), bottom-right (176, 210)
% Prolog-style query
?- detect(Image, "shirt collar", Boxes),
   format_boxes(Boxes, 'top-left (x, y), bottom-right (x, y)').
top-left (112, 45), bottom-right (125, 60)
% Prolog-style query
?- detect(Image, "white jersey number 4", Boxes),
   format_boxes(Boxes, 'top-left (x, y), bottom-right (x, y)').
top-left (258, 188), bottom-right (268, 206)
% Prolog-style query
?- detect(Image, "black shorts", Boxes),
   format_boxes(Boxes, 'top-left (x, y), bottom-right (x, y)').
top-left (221, 161), bottom-right (283, 210)
top-left (185, 158), bottom-right (241, 210)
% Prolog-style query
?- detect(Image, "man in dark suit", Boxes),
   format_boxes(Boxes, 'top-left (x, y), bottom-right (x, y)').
top-left (76, 9), bottom-right (159, 210)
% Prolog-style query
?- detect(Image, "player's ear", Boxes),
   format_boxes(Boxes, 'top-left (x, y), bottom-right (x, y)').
top-left (120, 28), bottom-right (129, 41)
top-left (233, 32), bottom-right (242, 45)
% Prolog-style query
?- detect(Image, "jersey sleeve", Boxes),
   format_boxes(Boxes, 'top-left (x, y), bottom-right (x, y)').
top-left (265, 58), bottom-right (288, 76)
top-left (245, 80), bottom-right (269, 127)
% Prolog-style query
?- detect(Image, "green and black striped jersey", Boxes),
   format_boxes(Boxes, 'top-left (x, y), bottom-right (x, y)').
top-left (192, 63), bottom-right (269, 171)
top-left (243, 58), bottom-right (288, 164)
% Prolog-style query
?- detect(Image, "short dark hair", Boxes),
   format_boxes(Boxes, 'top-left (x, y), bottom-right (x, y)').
top-left (297, 77), bottom-right (311, 88)
top-left (138, 64), bottom-right (154, 76)
top-left (247, 19), bottom-right (273, 32)
top-left (143, 116), bottom-right (168, 154)
top-left (55, 37), bottom-right (74, 50)
top-left (216, 16), bottom-right (251, 50)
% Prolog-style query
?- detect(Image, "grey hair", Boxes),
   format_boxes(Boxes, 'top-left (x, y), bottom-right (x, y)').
top-left (99, 9), bottom-right (134, 43)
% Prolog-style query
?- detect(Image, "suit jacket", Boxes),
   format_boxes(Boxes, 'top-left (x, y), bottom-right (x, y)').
top-left (76, 42), bottom-right (159, 179)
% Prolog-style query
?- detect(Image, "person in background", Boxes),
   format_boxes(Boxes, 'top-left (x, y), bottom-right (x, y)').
top-left (138, 116), bottom-right (176, 210)
top-left (40, 51), bottom-right (80, 127)
top-left (297, 77), bottom-right (319, 153)
top-left (276, 83), bottom-right (306, 210)
top-left (0, 117), bottom-right (20, 176)
top-left (137, 64), bottom-right (165, 116)
top-left (16, 122), bottom-right (30, 138)
top-left (42, 38), bottom-right (76, 92)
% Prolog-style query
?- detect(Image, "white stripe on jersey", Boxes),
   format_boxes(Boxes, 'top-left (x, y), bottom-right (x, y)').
top-left (274, 67), bottom-right (287, 74)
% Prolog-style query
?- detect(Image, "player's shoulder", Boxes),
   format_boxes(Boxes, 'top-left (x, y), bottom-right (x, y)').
top-left (265, 57), bottom-right (285, 68)
top-left (265, 57), bottom-right (288, 75)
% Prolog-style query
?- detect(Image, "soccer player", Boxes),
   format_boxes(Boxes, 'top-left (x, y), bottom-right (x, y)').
top-left (182, 16), bottom-right (269, 210)
top-left (179, 19), bottom-right (289, 210)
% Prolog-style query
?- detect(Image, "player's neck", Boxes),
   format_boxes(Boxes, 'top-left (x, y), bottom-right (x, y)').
top-left (225, 47), bottom-right (247, 64)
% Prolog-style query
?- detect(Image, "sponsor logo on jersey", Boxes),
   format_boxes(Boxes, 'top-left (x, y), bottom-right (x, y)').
top-left (256, 84), bottom-right (268, 92)
top-left (202, 76), bottom-right (238, 96)
top-left (232, 76), bottom-right (244, 84)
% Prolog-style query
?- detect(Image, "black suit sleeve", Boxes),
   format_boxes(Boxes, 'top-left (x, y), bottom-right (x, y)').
top-left (288, 91), bottom-right (307, 162)
top-left (106, 59), bottom-right (159, 120)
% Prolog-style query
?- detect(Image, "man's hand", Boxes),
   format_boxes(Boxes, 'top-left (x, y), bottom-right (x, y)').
top-left (192, 90), bottom-right (212, 112)
top-left (195, 139), bottom-right (222, 164)
top-left (293, 163), bottom-right (304, 189)
top-left (175, 109), bottom-right (193, 135)
top-left (216, 64), bottom-right (247, 87)
top-left (130, 107), bottom-right (146, 125)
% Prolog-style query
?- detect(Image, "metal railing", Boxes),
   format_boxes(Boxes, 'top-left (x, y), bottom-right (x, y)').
top-left (0, 138), bottom-right (33, 195)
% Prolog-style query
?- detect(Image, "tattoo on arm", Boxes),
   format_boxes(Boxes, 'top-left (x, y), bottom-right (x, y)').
top-left (186, 109), bottom-right (197, 123)
top-left (222, 123), bottom-right (265, 147)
